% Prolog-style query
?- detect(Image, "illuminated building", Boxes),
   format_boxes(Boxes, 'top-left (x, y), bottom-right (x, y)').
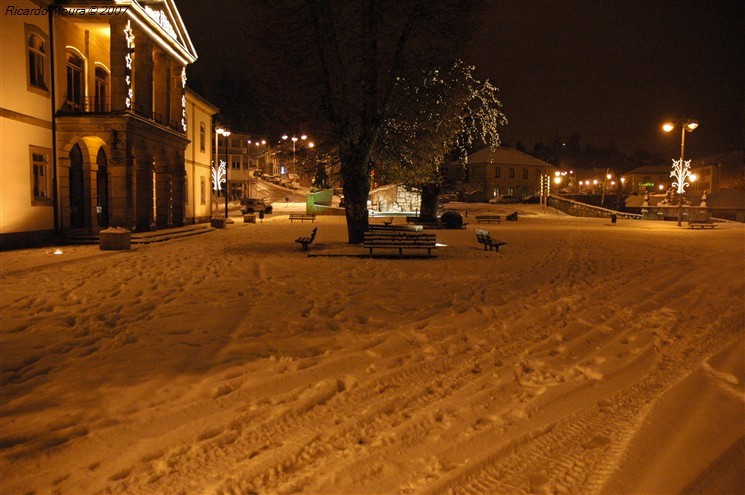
top-left (1, 0), bottom-right (206, 248)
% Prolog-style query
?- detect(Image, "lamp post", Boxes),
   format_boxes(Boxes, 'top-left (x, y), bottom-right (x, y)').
top-left (216, 127), bottom-right (231, 218)
top-left (282, 134), bottom-right (314, 201)
top-left (663, 119), bottom-right (698, 226)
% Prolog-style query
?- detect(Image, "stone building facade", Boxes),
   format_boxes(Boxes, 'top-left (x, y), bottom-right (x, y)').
top-left (1, 0), bottom-right (201, 248)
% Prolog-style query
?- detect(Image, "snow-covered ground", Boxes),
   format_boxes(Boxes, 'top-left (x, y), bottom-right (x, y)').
top-left (1, 204), bottom-right (743, 495)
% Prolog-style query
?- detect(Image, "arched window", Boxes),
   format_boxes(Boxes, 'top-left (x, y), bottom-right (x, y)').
top-left (94, 66), bottom-right (109, 112)
top-left (66, 51), bottom-right (85, 111)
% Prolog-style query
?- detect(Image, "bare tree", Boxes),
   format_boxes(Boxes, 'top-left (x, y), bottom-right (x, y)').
top-left (246, 0), bottom-right (484, 242)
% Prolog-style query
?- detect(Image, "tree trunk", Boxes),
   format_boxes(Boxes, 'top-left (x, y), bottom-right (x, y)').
top-left (342, 150), bottom-right (371, 244)
top-left (419, 183), bottom-right (441, 221)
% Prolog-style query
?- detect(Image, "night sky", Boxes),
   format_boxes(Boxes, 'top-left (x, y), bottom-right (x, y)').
top-left (178, 0), bottom-right (743, 159)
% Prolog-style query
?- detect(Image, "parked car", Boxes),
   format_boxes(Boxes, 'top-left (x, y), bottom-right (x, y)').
top-left (489, 195), bottom-right (522, 204)
top-left (240, 198), bottom-right (273, 214)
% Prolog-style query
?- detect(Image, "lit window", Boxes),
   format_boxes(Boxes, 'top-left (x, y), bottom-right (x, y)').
top-left (30, 147), bottom-right (52, 205)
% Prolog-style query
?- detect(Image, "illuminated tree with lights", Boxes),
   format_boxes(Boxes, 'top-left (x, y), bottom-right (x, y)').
top-left (375, 61), bottom-right (505, 219)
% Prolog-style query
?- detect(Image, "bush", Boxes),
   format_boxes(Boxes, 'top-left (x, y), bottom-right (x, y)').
top-left (440, 211), bottom-right (463, 229)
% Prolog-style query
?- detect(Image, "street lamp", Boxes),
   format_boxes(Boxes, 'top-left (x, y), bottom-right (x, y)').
top-left (663, 119), bottom-right (698, 226)
top-left (216, 127), bottom-right (231, 218)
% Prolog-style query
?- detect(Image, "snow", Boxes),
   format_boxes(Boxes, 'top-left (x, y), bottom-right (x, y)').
top-left (1, 204), bottom-right (743, 495)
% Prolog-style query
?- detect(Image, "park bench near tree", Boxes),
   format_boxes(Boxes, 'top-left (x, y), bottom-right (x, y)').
top-left (363, 230), bottom-right (437, 257)
top-left (475, 214), bottom-right (502, 223)
top-left (294, 227), bottom-right (318, 251)
top-left (475, 229), bottom-right (507, 252)
top-left (289, 213), bottom-right (316, 223)
top-left (368, 224), bottom-right (423, 233)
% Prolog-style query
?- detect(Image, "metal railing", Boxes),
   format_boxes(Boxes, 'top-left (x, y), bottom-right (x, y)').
top-left (59, 96), bottom-right (184, 133)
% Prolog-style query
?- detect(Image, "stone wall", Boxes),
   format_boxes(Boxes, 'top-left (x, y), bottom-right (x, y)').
top-left (548, 196), bottom-right (641, 220)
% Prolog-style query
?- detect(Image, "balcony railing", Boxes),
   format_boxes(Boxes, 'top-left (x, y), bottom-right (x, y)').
top-left (59, 96), bottom-right (184, 133)
top-left (60, 96), bottom-right (111, 113)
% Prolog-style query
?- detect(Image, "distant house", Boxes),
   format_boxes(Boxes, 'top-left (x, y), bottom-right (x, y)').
top-left (445, 147), bottom-right (555, 202)
top-left (623, 165), bottom-right (672, 195)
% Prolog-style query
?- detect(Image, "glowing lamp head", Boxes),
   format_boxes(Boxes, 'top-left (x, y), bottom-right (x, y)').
top-left (662, 123), bottom-right (675, 133)
top-left (686, 121), bottom-right (699, 131)
top-left (606, 173), bottom-right (612, 180)
top-left (593, 179), bottom-right (598, 185)
top-left (282, 135), bottom-right (288, 140)
top-left (308, 142), bottom-right (315, 148)
top-left (291, 137), bottom-right (298, 143)
top-left (300, 135), bottom-right (307, 140)
top-left (659, 184), bottom-right (665, 191)
top-left (553, 177), bottom-right (562, 184)
top-left (690, 173), bottom-right (697, 182)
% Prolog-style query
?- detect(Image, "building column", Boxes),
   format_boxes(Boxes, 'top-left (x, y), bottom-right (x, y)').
top-left (109, 17), bottom-right (129, 112)
top-left (135, 155), bottom-right (155, 231)
top-left (170, 63), bottom-right (185, 129)
top-left (154, 158), bottom-right (173, 228)
top-left (153, 50), bottom-right (170, 125)
top-left (134, 35), bottom-right (153, 117)
top-left (171, 164), bottom-right (186, 226)
top-left (108, 140), bottom-right (132, 229)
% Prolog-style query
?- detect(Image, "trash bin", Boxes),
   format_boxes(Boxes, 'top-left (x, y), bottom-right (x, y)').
top-left (611, 213), bottom-right (617, 225)
top-left (259, 210), bottom-right (265, 220)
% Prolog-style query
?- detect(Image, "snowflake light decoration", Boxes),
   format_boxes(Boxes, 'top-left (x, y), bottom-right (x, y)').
top-left (670, 158), bottom-right (692, 195)
top-left (212, 160), bottom-right (226, 191)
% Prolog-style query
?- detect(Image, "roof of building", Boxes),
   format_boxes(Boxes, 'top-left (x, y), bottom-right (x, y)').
top-left (625, 164), bottom-right (671, 175)
top-left (467, 146), bottom-right (553, 168)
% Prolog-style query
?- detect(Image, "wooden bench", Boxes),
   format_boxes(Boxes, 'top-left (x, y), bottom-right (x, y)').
top-left (295, 227), bottom-right (318, 251)
top-left (368, 224), bottom-right (423, 232)
top-left (475, 215), bottom-right (501, 224)
top-left (289, 213), bottom-right (316, 223)
top-left (363, 231), bottom-right (437, 257)
top-left (475, 229), bottom-right (507, 252)
top-left (688, 219), bottom-right (717, 229)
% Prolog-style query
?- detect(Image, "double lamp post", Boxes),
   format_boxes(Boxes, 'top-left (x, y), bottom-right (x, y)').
top-left (216, 127), bottom-right (231, 218)
top-left (662, 119), bottom-right (698, 226)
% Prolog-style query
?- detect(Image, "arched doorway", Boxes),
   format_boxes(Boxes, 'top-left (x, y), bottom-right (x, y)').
top-left (69, 143), bottom-right (85, 229)
top-left (96, 147), bottom-right (109, 228)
